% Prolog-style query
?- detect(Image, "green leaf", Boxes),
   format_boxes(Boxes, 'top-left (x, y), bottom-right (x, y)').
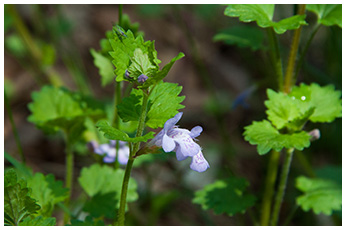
top-left (128, 48), bottom-right (157, 79)
top-left (141, 52), bottom-right (185, 88)
top-left (83, 192), bottom-right (117, 219)
top-left (19, 216), bottom-right (56, 226)
top-left (289, 83), bottom-right (342, 123)
top-left (306, 4), bottom-right (342, 27)
top-left (27, 86), bottom-right (104, 142)
top-left (96, 120), bottom-right (155, 143)
top-left (117, 81), bottom-right (185, 129)
top-left (295, 176), bottom-right (342, 215)
top-left (117, 88), bottom-right (142, 122)
top-left (213, 26), bottom-right (265, 51)
top-left (26, 173), bottom-right (69, 217)
top-left (243, 120), bottom-right (311, 155)
top-left (78, 164), bottom-right (138, 208)
top-left (193, 177), bottom-right (256, 216)
top-left (4, 169), bottom-right (41, 226)
top-left (109, 27), bottom-right (160, 82)
top-left (146, 81), bottom-right (185, 128)
top-left (224, 4), bottom-right (307, 34)
top-left (265, 89), bottom-right (301, 129)
top-left (90, 48), bottom-right (115, 86)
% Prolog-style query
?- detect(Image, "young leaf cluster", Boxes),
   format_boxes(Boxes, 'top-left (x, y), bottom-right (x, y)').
top-left (244, 83), bottom-right (341, 155)
top-left (109, 25), bottom-right (184, 87)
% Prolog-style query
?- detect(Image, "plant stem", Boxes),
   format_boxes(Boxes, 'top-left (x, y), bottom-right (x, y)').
top-left (63, 134), bottom-right (74, 225)
top-left (293, 24), bottom-right (321, 83)
top-left (116, 91), bottom-right (149, 225)
top-left (270, 148), bottom-right (294, 226)
top-left (4, 89), bottom-right (25, 164)
top-left (266, 28), bottom-right (284, 91)
top-left (283, 4), bottom-right (306, 93)
top-left (260, 150), bottom-right (280, 225)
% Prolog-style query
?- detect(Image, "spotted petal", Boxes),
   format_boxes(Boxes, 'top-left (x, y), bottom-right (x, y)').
top-left (169, 129), bottom-right (200, 157)
top-left (190, 151), bottom-right (210, 172)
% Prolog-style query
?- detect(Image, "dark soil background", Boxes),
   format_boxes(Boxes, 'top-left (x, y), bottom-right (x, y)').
top-left (4, 4), bottom-right (342, 226)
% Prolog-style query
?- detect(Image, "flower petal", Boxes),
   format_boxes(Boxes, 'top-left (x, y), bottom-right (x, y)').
top-left (162, 134), bottom-right (176, 152)
top-left (164, 112), bottom-right (183, 132)
top-left (190, 126), bottom-right (203, 138)
top-left (94, 144), bottom-right (111, 155)
top-left (117, 147), bottom-right (130, 165)
top-left (169, 129), bottom-right (200, 157)
top-left (103, 156), bottom-right (115, 163)
top-left (175, 146), bottom-right (189, 161)
top-left (190, 151), bottom-right (210, 172)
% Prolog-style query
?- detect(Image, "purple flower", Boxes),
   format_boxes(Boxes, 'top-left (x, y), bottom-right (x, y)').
top-left (89, 140), bottom-right (129, 165)
top-left (137, 74), bottom-right (148, 83)
top-left (151, 112), bottom-right (210, 172)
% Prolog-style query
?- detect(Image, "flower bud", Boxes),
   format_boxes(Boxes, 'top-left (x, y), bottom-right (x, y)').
top-left (137, 74), bottom-right (148, 83)
top-left (124, 69), bottom-right (130, 79)
top-left (308, 129), bottom-right (320, 141)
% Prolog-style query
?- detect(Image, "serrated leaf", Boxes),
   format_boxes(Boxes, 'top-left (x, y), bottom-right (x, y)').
top-left (244, 120), bottom-right (310, 155)
top-left (295, 176), bottom-right (342, 215)
top-left (213, 26), bottom-right (265, 51)
top-left (96, 120), bottom-right (155, 143)
top-left (117, 88), bottom-right (142, 122)
top-left (83, 192), bottom-right (117, 219)
top-left (265, 89), bottom-right (301, 129)
top-left (26, 173), bottom-right (69, 217)
top-left (146, 81), bottom-right (185, 128)
top-left (27, 86), bottom-right (104, 142)
top-left (19, 216), bottom-right (56, 226)
top-left (117, 81), bottom-right (185, 129)
top-left (4, 169), bottom-right (41, 226)
top-left (141, 52), bottom-right (185, 88)
top-left (193, 177), bottom-right (256, 216)
top-left (90, 48), bottom-right (115, 86)
top-left (78, 164), bottom-right (138, 208)
top-left (224, 4), bottom-right (307, 34)
top-left (289, 83), bottom-right (341, 123)
top-left (306, 4), bottom-right (341, 27)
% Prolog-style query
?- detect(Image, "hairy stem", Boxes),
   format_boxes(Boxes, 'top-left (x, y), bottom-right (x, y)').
top-left (260, 150), bottom-right (280, 225)
top-left (283, 4), bottom-right (306, 93)
top-left (4, 89), bottom-right (25, 164)
top-left (266, 28), bottom-right (284, 91)
top-left (116, 91), bottom-right (149, 225)
top-left (270, 148), bottom-right (294, 226)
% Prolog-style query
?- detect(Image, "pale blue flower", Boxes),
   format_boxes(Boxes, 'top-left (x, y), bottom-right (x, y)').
top-left (152, 112), bottom-right (210, 172)
top-left (89, 140), bottom-right (129, 165)
top-left (137, 74), bottom-right (148, 83)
